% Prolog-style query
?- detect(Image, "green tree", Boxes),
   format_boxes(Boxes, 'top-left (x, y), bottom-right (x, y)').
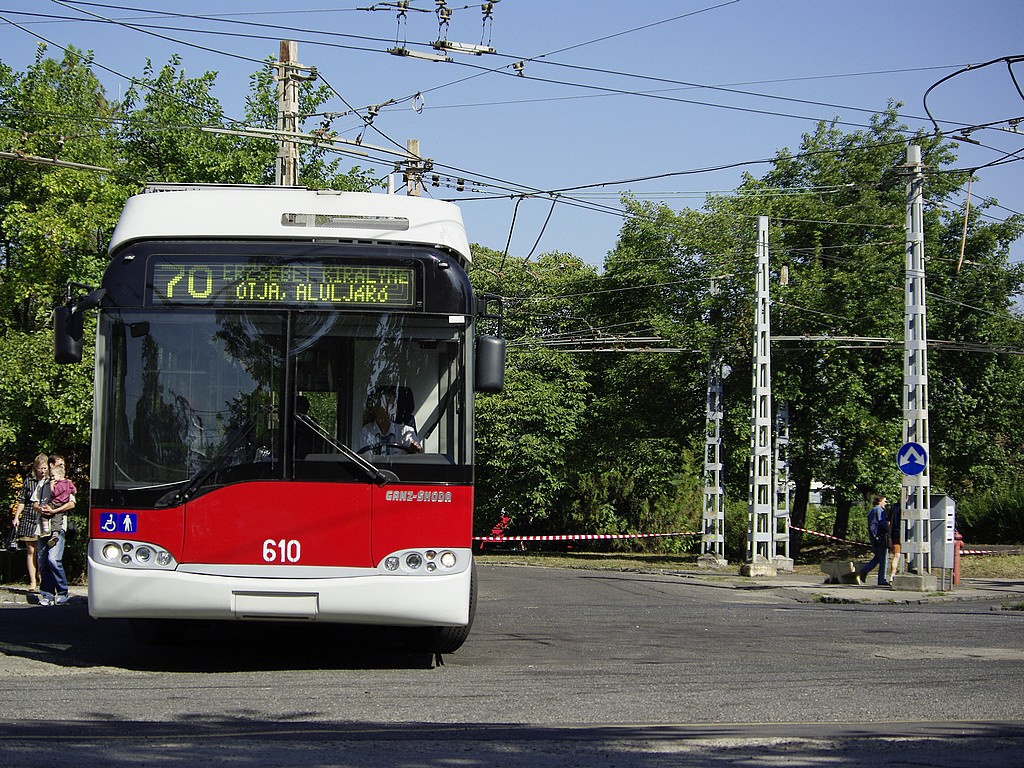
top-left (1, 49), bottom-right (379, 501)
top-left (926, 198), bottom-right (1024, 497)
top-left (0, 46), bottom-right (121, 482)
top-left (579, 198), bottom-right (725, 542)
top-left (469, 245), bottom-right (595, 534)
top-left (560, 106), bottom-right (1024, 552)
top-left (115, 56), bottom-right (376, 190)
top-left (699, 109), bottom-right (974, 542)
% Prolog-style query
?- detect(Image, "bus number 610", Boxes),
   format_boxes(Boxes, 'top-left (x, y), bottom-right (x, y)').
top-left (263, 539), bottom-right (301, 563)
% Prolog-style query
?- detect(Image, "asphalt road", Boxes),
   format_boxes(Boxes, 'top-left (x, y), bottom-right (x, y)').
top-left (2, 564), bottom-right (1023, 766)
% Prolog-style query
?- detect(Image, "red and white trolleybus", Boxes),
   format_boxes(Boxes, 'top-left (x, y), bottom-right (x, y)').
top-left (55, 184), bottom-right (504, 652)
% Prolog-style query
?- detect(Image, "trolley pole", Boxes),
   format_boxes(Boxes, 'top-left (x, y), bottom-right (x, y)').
top-left (894, 144), bottom-right (937, 591)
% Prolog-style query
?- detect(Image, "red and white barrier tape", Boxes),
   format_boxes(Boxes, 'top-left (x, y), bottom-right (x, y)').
top-left (474, 531), bottom-right (699, 543)
top-left (476, 523), bottom-right (1001, 555)
top-left (791, 526), bottom-right (1001, 556)
top-left (788, 525), bottom-right (870, 548)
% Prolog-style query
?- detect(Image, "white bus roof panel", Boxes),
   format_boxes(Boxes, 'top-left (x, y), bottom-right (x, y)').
top-left (108, 186), bottom-right (472, 264)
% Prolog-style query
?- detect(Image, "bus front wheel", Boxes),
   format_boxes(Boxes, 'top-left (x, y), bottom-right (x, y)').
top-left (428, 561), bottom-right (477, 654)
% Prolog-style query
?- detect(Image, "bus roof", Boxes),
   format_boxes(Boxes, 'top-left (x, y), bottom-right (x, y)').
top-left (108, 185), bottom-right (472, 264)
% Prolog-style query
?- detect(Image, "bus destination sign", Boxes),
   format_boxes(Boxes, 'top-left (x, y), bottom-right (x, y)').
top-left (149, 260), bottom-right (416, 308)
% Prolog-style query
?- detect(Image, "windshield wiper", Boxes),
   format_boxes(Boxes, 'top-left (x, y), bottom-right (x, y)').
top-left (156, 418), bottom-right (255, 507)
top-left (295, 412), bottom-right (397, 486)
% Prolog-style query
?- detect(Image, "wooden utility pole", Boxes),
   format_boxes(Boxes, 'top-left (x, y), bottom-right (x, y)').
top-left (276, 41), bottom-right (302, 186)
top-left (405, 138), bottom-right (423, 196)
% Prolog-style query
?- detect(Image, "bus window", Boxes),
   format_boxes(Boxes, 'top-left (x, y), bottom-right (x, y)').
top-left (288, 312), bottom-right (466, 469)
top-left (96, 310), bottom-right (284, 493)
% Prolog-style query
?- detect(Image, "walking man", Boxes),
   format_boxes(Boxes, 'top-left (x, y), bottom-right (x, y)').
top-left (858, 496), bottom-right (891, 586)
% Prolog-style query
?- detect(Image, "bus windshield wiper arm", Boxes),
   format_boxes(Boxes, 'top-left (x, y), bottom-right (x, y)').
top-left (156, 418), bottom-right (255, 507)
top-left (295, 412), bottom-right (397, 486)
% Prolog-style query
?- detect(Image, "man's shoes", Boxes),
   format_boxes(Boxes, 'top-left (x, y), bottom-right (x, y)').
top-left (37, 594), bottom-right (53, 606)
top-left (879, 581), bottom-right (892, 587)
top-left (54, 593), bottom-right (69, 606)
top-left (853, 572), bottom-right (864, 585)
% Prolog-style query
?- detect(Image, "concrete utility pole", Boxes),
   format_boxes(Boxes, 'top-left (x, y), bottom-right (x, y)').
top-left (700, 275), bottom-right (728, 567)
top-left (701, 345), bottom-right (727, 565)
top-left (894, 144), bottom-right (937, 591)
top-left (745, 216), bottom-right (775, 569)
top-left (275, 40), bottom-right (314, 186)
top-left (773, 401), bottom-right (793, 569)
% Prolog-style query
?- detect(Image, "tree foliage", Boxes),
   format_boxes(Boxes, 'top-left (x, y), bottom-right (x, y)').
top-left (469, 106), bottom-right (1024, 550)
top-left (2, 48), bottom-right (1023, 562)
top-left (0, 48), bottom-right (374, 494)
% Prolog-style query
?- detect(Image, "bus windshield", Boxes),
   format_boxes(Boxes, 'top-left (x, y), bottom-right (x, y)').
top-left (94, 308), bottom-right (467, 497)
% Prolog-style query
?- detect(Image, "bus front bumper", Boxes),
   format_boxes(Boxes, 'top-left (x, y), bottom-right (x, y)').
top-left (87, 557), bottom-right (472, 626)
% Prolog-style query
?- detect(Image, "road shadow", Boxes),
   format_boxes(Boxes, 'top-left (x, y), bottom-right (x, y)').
top-left (0, 600), bottom-right (438, 672)
top-left (2, 719), bottom-right (1023, 767)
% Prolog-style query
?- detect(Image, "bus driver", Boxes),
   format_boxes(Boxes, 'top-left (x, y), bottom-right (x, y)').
top-left (357, 390), bottom-right (421, 456)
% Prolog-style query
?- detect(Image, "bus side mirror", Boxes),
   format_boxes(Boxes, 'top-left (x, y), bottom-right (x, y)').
top-left (54, 286), bottom-right (106, 364)
top-left (475, 335), bottom-right (505, 393)
top-left (54, 305), bottom-right (84, 364)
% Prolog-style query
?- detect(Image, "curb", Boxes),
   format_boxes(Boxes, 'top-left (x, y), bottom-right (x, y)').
top-left (3, 575), bottom-right (1022, 608)
top-left (1, 584), bottom-right (88, 605)
top-left (671, 571), bottom-right (1024, 605)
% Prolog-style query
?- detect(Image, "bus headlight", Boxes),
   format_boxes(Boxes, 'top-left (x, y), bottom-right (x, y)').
top-left (379, 549), bottom-right (468, 575)
top-left (92, 540), bottom-right (177, 570)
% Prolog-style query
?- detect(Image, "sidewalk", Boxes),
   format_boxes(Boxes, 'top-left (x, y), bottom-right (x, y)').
top-left (2, 573), bottom-right (1023, 607)
top-left (0, 583), bottom-right (88, 606)
top-left (676, 568), bottom-right (1024, 605)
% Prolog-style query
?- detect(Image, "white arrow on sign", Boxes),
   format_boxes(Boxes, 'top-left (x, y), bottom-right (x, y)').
top-left (897, 442), bottom-right (927, 475)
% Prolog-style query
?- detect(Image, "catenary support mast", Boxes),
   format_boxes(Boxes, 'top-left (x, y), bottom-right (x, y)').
top-left (702, 340), bottom-right (727, 564)
top-left (747, 216), bottom-right (774, 564)
top-left (773, 401), bottom-right (793, 569)
top-left (894, 144), bottom-right (936, 590)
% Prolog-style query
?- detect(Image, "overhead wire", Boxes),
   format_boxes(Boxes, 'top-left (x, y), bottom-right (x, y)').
top-left (26, 3), bottom-right (1019, 189)
top-left (17, 3), bottom-right (1010, 231)
top-left (9, 1), bottom-right (1023, 262)
top-left (57, 0), bottom-right (983, 139)
top-left (49, 0), bottom-right (271, 67)
top-left (922, 55), bottom-right (1024, 134)
top-left (35, 3), bottom-right (983, 165)
top-left (5, 7), bottom-right (1021, 320)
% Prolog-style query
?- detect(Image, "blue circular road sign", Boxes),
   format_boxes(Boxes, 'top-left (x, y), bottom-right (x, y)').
top-left (897, 442), bottom-right (928, 476)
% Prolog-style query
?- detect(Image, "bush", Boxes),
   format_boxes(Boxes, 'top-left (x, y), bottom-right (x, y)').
top-left (63, 511), bottom-right (88, 583)
top-left (805, 504), bottom-right (869, 545)
top-left (723, 500), bottom-right (749, 562)
top-left (957, 486), bottom-right (1024, 544)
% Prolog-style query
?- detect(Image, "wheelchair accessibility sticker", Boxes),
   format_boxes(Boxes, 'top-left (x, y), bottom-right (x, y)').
top-left (100, 513), bottom-right (138, 534)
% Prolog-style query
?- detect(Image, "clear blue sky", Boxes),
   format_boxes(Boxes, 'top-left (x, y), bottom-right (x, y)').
top-left (1, 1), bottom-right (1022, 268)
